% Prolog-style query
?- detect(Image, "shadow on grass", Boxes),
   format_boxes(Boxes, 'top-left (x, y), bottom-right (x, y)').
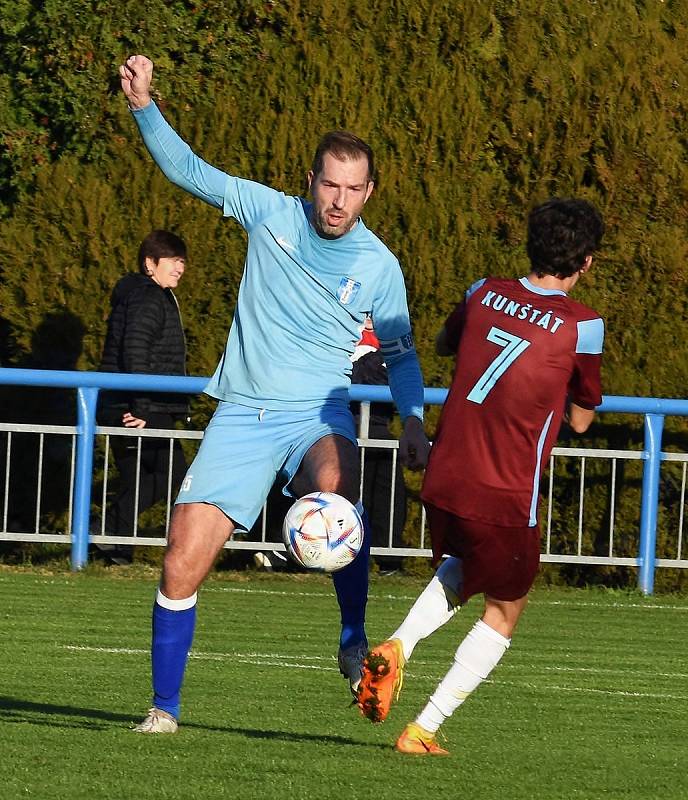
top-left (0, 696), bottom-right (389, 747)
top-left (0, 697), bottom-right (138, 731)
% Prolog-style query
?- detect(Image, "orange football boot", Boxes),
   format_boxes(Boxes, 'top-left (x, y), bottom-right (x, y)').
top-left (356, 638), bottom-right (405, 723)
top-left (395, 722), bottom-right (449, 756)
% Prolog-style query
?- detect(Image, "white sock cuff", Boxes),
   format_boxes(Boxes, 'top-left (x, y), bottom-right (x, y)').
top-left (453, 618), bottom-right (511, 681)
top-left (475, 619), bottom-right (511, 649)
top-left (156, 588), bottom-right (197, 611)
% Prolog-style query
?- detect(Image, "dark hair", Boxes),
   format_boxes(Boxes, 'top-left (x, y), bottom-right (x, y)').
top-left (311, 131), bottom-right (375, 182)
top-left (526, 198), bottom-right (604, 278)
top-left (137, 230), bottom-right (187, 275)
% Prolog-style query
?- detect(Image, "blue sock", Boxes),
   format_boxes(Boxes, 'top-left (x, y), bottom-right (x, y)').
top-left (332, 508), bottom-right (371, 650)
top-left (151, 591), bottom-right (197, 719)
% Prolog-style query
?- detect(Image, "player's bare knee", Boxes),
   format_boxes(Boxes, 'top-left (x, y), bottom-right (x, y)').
top-left (322, 449), bottom-right (360, 500)
top-left (160, 547), bottom-right (200, 598)
top-left (315, 470), bottom-right (359, 502)
top-left (297, 437), bottom-right (360, 501)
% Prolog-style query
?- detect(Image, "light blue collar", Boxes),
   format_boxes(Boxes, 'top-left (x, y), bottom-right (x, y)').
top-left (519, 276), bottom-right (567, 296)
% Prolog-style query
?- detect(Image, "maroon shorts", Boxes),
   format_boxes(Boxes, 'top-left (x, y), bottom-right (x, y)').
top-left (426, 504), bottom-right (541, 603)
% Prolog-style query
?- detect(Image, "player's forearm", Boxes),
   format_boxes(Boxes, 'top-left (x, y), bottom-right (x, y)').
top-left (131, 102), bottom-right (227, 208)
top-left (386, 350), bottom-right (425, 422)
top-left (127, 90), bottom-right (152, 110)
top-left (566, 402), bottom-right (595, 433)
top-left (435, 325), bottom-right (454, 356)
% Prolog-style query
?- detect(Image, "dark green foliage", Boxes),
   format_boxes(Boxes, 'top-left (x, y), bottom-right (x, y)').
top-left (0, 0), bottom-right (687, 585)
top-left (1, 1), bottom-right (686, 390)
top-left (0, 1), bottom-right (267, 208)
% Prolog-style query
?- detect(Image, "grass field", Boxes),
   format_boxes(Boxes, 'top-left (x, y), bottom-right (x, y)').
top-left (1, 565), bottom-right (686, 800)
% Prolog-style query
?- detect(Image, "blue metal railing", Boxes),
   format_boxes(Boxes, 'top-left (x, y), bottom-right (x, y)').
top-left (1, 367), bottom-right (687, 594)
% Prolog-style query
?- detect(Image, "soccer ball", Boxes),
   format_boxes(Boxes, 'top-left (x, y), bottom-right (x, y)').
top-left (282, 492), bottom-right (364, 572)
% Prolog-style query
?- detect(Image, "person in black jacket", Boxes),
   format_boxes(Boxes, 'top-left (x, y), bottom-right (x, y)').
top-left (350, 320), bottom-right (408, 564)
top-left (98, 230), bottom-right (189, 554)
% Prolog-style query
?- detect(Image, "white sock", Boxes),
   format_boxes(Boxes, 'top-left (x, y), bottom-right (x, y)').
top-left (156, 588), bottom-right (198, 611)
top-left (392, 557), bottom-right (463, 661)
top-left (415, 619), bottom-right (510, 733)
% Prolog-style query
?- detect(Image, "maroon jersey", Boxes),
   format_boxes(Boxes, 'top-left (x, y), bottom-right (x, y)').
top-left (421, 276), bottom-right (604, 527)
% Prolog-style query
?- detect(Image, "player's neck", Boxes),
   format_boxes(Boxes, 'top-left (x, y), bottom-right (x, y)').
top-left (526, 271), bottom-right (577, 294)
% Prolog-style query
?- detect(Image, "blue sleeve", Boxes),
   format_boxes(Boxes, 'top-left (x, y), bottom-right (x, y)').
top-left (131, 102), bottom-right (228, 208)
top-left (131, 102), bottom-right (289, 229)
top-left (465, 278), bottom-right (487, 301)
top-left (369, 255), bottom-right (424, 420)
top-left (371, 256), bottom-right (414, 347)
top-left (222, 176), bottom-right (292, 232)
top-left (386, 350), bottom-right (425, 422)
top-left (576, 318), bottom-right (605, 354)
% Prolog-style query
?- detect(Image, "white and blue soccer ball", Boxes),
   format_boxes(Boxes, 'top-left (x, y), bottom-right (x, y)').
top-left (282, 492), bottom-right (364, 572)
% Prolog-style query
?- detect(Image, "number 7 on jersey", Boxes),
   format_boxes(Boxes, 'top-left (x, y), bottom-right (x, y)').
top-left (466, 326), bottom-right (531, 404)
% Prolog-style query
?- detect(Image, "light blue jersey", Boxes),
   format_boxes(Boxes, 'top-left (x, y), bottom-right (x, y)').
top-left (132, 103), bottom-right (424, 420)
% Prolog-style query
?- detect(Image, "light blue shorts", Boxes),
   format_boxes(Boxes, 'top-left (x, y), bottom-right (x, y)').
top-left (176, 400), bottom-right (357, 531)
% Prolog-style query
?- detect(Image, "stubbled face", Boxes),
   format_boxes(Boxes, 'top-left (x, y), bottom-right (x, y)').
top-left (308, 152), bottom-right (374, 239)
top-left (146, 256), bottom-right (186, 289)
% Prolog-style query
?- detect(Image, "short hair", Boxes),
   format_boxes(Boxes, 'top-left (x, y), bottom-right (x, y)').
top-left (137, 230), bottom-right (187, 275)
top-left (311, 131), bottom-right (375, 182)
top-left (526, 198), bottom-right (605, 278)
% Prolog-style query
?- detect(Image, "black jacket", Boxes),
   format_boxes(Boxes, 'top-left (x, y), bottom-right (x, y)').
top-left (99, 273), bottom-right (188, 419)
top-left (350, 350), bottom-right (394, 437)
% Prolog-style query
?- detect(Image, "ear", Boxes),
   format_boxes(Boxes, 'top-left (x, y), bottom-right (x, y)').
top-left (306, 169), bottom-right (314, 192)
top-left (580, 254), bottom-right (593, 273)
top-left (363, 180), bottom-right (375, 204)
top-left (144, 256), bottom-right (156, 275)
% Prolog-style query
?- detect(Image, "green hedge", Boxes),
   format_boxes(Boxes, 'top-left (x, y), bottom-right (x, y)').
top-left (0, 0), bottom-right (687, 584)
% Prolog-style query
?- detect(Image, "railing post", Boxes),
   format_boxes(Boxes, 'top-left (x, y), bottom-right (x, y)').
top-left (638, 413), bottom-right (664, 595)
top-left (72, 386), bottom-right (98, 570)
top-left (358, 401), bottom-right (371, 439)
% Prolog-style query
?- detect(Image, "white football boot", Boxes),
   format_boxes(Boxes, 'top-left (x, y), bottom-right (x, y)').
top-left (133, 707), bottom-right (178, 734)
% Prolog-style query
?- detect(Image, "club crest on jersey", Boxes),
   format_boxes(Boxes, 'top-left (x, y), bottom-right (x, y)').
top-left (337, 277), bottom-right (361, 305)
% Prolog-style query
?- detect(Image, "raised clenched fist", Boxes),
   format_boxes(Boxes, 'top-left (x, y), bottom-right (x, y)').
top-left (119, 55), bottom-right (154, 109)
